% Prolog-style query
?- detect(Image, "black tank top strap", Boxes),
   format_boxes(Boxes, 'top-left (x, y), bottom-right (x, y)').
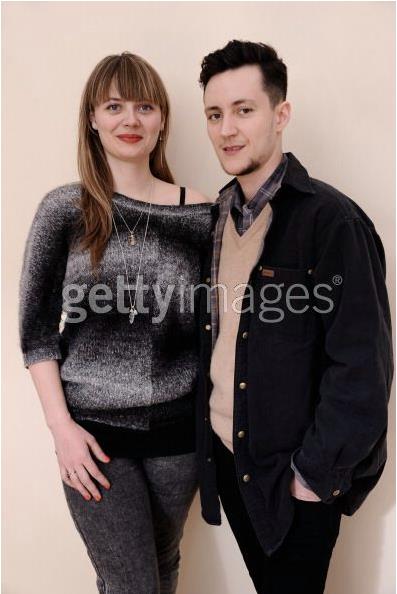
top-left (179, 187), bottom-right (186, 206)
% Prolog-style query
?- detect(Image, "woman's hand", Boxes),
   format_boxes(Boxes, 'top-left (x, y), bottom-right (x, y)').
top-left (51, 417), bottom-right (111, 501)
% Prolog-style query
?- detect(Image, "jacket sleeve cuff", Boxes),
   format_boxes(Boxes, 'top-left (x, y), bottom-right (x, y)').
top-left (292, 448), bottom-right (349, 503)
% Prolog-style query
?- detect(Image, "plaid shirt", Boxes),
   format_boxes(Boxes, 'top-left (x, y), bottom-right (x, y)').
top-left (231, 154), bottom-right (288, 235)
top-left (210, 154), bottom-right (288, 350)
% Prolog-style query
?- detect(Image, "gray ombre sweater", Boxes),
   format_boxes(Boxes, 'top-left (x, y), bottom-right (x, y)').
top-left (19, 183), bottom-right (212, 429)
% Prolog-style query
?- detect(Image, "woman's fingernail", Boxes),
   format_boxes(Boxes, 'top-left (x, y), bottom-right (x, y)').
top-left (85, 495), bottom-right (91, 501)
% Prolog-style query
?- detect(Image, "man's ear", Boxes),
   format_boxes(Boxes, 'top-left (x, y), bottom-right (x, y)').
top-left (275, 101), bottom-right (291, 132)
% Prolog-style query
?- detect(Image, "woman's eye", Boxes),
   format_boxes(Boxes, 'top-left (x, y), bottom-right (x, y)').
top-left (208, 113), bottom-right (221, 121)
top-left (106, 104), bottom-right (121, 112)
top-left (138, 104), bottom-right (154, 112)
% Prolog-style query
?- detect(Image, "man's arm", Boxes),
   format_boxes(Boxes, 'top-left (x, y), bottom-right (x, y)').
top-left (291, 215), bottom-right (393, 503)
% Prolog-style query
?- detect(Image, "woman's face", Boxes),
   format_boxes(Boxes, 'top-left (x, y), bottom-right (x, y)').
top-left (90, 82), bottom-right (163, 164)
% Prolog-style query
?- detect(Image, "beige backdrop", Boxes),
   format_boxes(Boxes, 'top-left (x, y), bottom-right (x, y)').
top-left (3, 2), bottom-right (395, 593)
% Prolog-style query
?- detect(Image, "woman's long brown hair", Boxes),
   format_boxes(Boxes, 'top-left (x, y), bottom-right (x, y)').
top-left (77, 52), bottom-right (174, 272)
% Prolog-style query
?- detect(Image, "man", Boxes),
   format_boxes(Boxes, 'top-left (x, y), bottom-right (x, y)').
top-left (196, 40), bottom-right (393, 594)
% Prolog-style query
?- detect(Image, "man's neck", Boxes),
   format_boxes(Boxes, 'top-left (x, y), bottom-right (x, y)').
top-left (237, 151), bottom-right (284, 203)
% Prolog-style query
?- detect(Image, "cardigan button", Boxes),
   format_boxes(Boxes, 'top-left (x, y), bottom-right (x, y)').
top-left (239, 382), bottom-right (247, 390)
top-left (332, 489), bottom-right (341, 497)
top-left (242, 474), bottom-right (251, 483)
top-left (237, 430), bottom-right (246, 439)
top-left (205, 277), bottom-right (211, 284)
top-left (205, 324), bottom-right (212, 331)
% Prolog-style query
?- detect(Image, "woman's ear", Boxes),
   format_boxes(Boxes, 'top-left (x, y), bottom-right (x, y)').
top-left (89, 112), bottom-right (98, 130)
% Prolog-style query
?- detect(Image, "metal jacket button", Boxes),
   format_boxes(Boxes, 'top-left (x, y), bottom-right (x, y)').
top-left (332, 489), bottom-right (341, 497)
top-left (239, 382), bottom-right (247, 390)
top-left (205, 324), bottom-right (211, 331)
top-left (205, 277), bottom-right (211, 284)
top-left (242, 331), bottom-right (248, 339)
top-left (237, 431), bottom-right (245, 438)
top-left (242, 474), bottom-right (251, 483)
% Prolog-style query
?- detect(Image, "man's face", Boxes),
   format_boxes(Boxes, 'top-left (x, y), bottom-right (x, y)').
top-left (204, 65), bottom-right (289, 177)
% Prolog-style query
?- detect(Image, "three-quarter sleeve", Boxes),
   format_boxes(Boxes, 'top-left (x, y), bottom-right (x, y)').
top-left (19, 189), bottom-right (74, 368)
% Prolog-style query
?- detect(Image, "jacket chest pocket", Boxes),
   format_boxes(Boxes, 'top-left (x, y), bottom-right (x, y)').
top-left (253, 265), bottom-right (316, 342)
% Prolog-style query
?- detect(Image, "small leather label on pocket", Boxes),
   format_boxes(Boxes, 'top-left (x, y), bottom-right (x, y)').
top-left (261, 268), bottom-right (275, 278)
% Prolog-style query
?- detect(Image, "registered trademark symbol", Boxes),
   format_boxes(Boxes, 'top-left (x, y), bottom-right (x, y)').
top-left (332, 275), bottom-right (343, 286)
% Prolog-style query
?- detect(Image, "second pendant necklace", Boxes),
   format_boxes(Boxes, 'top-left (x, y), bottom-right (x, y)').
top-left (111, 179), bottom-right (154, 324)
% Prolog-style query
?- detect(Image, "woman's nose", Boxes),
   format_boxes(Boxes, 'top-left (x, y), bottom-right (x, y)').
top-left (123, 106), bottom-right (140, 127)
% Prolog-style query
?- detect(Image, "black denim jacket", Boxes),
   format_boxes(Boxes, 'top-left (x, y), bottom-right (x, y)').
top-left (196, 153), bottom-right (393, 556)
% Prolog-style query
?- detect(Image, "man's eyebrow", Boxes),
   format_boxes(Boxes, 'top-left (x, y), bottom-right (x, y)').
top-left (204, 99), bottom-right (255, 112)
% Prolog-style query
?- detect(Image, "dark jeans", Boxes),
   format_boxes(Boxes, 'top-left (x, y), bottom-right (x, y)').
top-left (214, 435), bottom-right (342, 594)
top-left (63, 453), bottom-right (197, 594)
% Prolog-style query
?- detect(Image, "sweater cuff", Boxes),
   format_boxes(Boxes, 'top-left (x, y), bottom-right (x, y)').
top-left (291, 452), bottom-right (311, 489)
top-left (23, 346), bottom-right (62, 368)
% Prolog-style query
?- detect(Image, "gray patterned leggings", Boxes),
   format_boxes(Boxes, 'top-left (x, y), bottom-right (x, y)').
top-left (62, 453), bottom-right (198, 594)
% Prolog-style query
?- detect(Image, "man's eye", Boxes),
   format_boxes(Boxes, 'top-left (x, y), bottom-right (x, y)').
top-left (239, 107), bottom-right (253, 115)
top-left (208, 113), bottom-right (221, 121)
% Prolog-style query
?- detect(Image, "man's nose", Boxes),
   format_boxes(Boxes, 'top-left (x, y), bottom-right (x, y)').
top-left (220, 115), bottom-right (237, 137)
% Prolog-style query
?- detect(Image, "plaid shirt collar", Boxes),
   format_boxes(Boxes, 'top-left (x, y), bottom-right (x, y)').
top-left (231, 154), bottom-right (288, 235)
top-left (209, 153), bottom-right (288, 349)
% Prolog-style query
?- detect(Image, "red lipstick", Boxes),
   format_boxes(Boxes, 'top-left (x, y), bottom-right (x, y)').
top-left (117, 134), bottom-right (143, 144)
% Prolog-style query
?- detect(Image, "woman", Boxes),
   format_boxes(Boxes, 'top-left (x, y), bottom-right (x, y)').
top-left (19, 52), bottom-right (212, 594)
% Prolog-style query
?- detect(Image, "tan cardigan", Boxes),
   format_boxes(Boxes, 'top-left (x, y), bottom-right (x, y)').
top-left (209, 204), bottom-right (272, 451)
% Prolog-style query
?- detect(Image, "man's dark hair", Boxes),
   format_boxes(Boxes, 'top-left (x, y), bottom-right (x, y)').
top-left (199, 40), bottom-right (287, 107)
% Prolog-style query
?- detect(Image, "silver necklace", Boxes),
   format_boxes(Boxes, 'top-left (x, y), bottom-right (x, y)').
top-left (111, 180), bottom-right (154, 323)
top-left (113, 201), bottom-right (144, 246)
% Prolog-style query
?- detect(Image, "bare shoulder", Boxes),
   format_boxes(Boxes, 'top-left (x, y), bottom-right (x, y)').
top-left (185, 187), bottom-right (214, 204)
top-left (154, 179), bottom-right (213, 205)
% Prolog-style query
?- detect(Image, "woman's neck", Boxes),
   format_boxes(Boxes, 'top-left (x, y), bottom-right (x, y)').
top-left (108, 155), bottom-right (154, 200)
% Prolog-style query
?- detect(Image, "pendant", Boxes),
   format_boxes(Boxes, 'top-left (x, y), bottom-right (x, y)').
top-left (128, 232), bottom-right (136, 246)
top-left (129, 306), bottom-right (138, 324)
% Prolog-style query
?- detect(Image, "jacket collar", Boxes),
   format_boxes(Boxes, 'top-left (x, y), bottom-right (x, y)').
top-left (281, 152), bottom-right (315, 195)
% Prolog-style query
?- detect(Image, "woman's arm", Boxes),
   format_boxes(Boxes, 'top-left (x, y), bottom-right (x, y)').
top-left (20, 188), bottom-right (111, 500)
top-left (29, 360), bottom-right (111, 501)
top-left (29, 360), bottom-right (72, 430)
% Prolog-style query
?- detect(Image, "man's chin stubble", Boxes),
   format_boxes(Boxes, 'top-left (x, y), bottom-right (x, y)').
top-left (222, 159), bottom-right (261, 177)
